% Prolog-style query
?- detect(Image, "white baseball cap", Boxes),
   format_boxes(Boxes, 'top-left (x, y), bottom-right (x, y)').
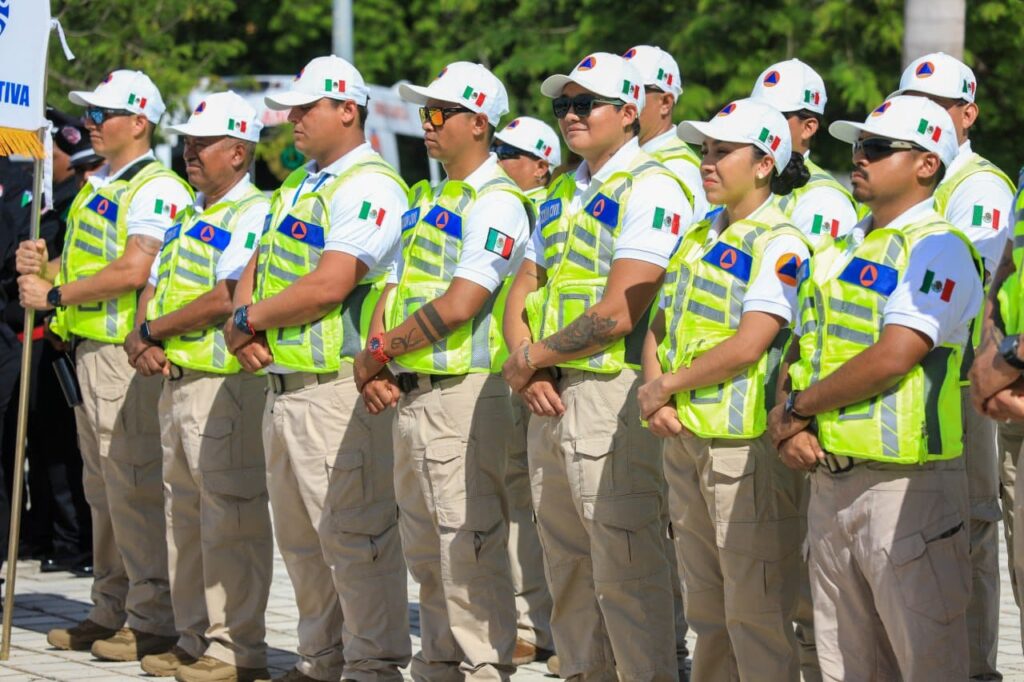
top-left (622, 45), bottom-right (682, 98)
top-left (495, 116), bottom-right (562, 167)
top-left (750, 58), bottom-right (827, 115)
top-left (398, 62), bottom-right (509, 126)
top-left (166, 91), bottom-right (263, 143)
top-left (829, 95), bottom-right (958, 167)
top-left (69, 70), bottom-right (166, 124)
top-left (892, 52), bottom-right (977, 103)
top-left (677, 98), bottom-right (792, 174)
top-left (540, 53), bottom-right (646, 113)
top-left (265, 55), bottom-right (370, 110)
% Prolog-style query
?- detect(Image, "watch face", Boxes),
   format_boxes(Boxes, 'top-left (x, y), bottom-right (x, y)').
top-left (369, 337), bottom-right (381, 351)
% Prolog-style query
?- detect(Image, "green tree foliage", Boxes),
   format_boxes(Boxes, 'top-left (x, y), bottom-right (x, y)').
top-left (46, 0), bottom-right (1024, 176)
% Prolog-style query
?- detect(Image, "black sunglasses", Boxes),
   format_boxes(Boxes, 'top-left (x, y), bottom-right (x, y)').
top-left (853, 137), bottom-right (926, 162)
top-left (551, 94), bottom-right (622, 119)
top-left (83, 107), bottom-right (134, 126)
top-left (418, 105), bottom-right (473, 127)
top-left (492, 144), bottom-right (539, 161)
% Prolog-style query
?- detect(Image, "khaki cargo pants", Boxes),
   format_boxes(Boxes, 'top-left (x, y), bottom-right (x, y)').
top-left (808, 457), bottom-right (970, 681)
top-left (663, 432), bottom-right (802, 682)
top-left (394, 372), bottom-right (518, 681)
top-left (263, 369), bottom-right (410, 681)
top-left (160, 368), bottom-right (272, 667)
top-left (999, 420), bottom-right (1024, 609)
top-left (75, 339), bottom-right (173, 635)
top-left (529, 368), bottom-right (676, 681)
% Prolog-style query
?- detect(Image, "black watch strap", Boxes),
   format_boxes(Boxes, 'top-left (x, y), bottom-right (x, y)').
top-left (1000, 335), bottom-right (1024, 370)
top-left (47, 286), bottom-right (63, 309)
top-left (786, 391), bottom-right (812, 421)
top-left (139, 321), bottom-right (161, 346)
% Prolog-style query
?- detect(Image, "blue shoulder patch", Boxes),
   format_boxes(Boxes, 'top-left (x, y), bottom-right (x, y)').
top-left (423, 205), bottom-right (463, 240)
top-left (401, 207), bottom-right (421, 232)
top-left (277, 214), bottom-right (326, 249)
top-left (85, 194), bottom-right (119, 223)
top-left (185, 221), bottom-right (231, 251)
top-left (583, 193), bottom-right (619, 227)
top-left (701, 241), bottom-right (753, 282)
top-left (537, 199), bottom-right (562, 228)
top-left (703, 205), bottom-right (724, 223)
top-left (837, 257), bottom-right (898, 296)
top-left (162, 224), bottom-right (181, 250)
top-left (261, 213), bottom-right (272, 235)
top-left (796, 258), bottom-right (810, 286)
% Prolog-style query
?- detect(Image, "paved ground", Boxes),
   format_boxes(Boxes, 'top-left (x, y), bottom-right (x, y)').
top-left (0, 528), bottom-right (1021, 681)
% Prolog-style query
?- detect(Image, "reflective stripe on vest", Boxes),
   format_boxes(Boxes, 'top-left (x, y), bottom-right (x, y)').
top-left (532, 152), bottom-right (684, 373)
top-left (789, 214), bottom-right (983, 463)
top-left (54, 160), bottom-right (193, 343)
top-left (149, 186), bottom-right (267, 374)
top-left (386, 170), bottom-right (532, 374)
top-left (658, 204), bottom-right (809, 438)
top-left (255, 159), bottom-right (408, 373)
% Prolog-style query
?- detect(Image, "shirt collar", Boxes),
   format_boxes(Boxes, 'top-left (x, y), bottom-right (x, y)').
top-left (944, 139), bottom-right (973, 179)
top-left (194, 174), bottom-right (252, 213)
top-left (461, 153), bottom-right (501, 191)
top-left (707, 197), bottom-right (775, 240)
top-left (640, 129), bottom-right (679, 155)
top-left (88, 150), bottom-right (155, 189)
top-left (575, 139), bottom-right (641, 189)
top-left (305, 142), bottom-right (374, 179)
top-left (848, 198), bottom-right (935, 245)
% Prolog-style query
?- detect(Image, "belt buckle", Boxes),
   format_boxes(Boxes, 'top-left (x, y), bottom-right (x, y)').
top-left (167, 363), bottom-right (184, 381)
top-left (824, 452), bottom-right (855, 474)
top-left (269, 373), bottom-right (286, 395)
top-left (396, 373), bottom-right (417, 394)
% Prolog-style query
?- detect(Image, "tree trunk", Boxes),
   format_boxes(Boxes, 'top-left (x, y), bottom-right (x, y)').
top-left (903, 0), bottom-right (966, 66)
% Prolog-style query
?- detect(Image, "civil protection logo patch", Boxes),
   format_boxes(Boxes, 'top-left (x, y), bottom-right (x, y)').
top-left (0, 1), bottom-right (10, 38)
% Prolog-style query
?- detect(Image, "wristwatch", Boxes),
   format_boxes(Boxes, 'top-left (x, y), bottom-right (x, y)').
top-left (999, 334), bottom-right (1024, 370)
top-left (46, 286), bottom-right (63, 309)
top-left (139, 320), bottom-right (161, 346)
top-left (784, 391), bottom-right (812, 421)
top-left (233, 305), bottom-right (256, 336)
top-left (368, 332), bottom-right (391, 365)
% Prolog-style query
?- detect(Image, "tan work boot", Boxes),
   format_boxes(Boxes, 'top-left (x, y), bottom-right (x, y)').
top-left (547, 654), bottom-right (561, 676)
top-left (46, 619), bottom-right (119, 651)
top-left (175, 655), bottom-right (271, 682)
top-left (271, 669), bottom-right (319, 682)
top-left (91, 627), bottom-right (178, 661)
top-left (513, 638), bottom-right (554, 665)
top-left (141, 646), bottom-right (198, 676)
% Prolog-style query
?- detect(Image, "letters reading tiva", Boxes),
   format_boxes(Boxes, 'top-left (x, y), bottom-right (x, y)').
top-left (0, 80), bottom-right (31, 108)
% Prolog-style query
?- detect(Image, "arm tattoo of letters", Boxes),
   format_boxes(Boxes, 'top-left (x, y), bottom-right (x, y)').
top-left (541, 312), bottom-right (617, 353)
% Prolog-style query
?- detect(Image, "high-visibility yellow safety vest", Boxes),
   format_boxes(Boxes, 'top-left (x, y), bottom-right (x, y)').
top-left (527, 152), bottom-right (685, 373)
top-left (650, 137), bottom-right (700, 208)
top-left (789, 213), bottom-right (983, 463)
top-left (658, 204), bottom-right (810, 438)
top-left (385, 167), bottom-right (532, 374)
top-left (147, 186), bottom-right (268, 374)
top-left (774, 157), bottom-right (868, 242)
top-left (254, 158), bottom-right (408, 373)
top-left (51, 159), bottom-right (193, 343)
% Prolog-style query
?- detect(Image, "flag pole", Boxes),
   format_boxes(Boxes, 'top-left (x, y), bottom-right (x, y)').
top-left (0, 130), bottom-right (45, 660)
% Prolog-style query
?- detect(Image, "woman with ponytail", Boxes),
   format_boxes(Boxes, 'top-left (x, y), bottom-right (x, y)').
top-left (636, 98), bottom-right (809, 681)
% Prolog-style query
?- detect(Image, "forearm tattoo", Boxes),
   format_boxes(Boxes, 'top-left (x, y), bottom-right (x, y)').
top-left (128, 234), bottom-right (162, 256)
top-left (420, 302), bottom-right (452, 339)
top-left (412, 308), bottom-right (437, 345)
top-left (541, 311), bottom-right (617, 353)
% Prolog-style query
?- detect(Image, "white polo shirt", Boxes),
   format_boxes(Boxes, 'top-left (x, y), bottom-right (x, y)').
top-left (148, 174), bottom-right (268, 286)
top-left (787, 153), bottom-right (859, 241)
top-left (525, 138), bottom-right (688, 270)
top-left (85, 151), bottom-right (192, 242)
top-left (671, 198), bottom-right (810, 323)
top-left (938, 140), bottom-right (1014, 275)
top-left (798, 199), bottom-right (982, 347)
top-left (389, 153), bottom-right (531, 292)
top-left (641, 129), bottom-right (708, 223)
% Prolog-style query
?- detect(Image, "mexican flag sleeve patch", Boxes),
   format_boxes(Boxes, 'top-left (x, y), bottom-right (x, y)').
top-left (484, 227), bottom-right (515, 259)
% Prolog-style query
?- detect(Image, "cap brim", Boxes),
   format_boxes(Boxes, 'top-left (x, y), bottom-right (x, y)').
top-left (69, 151), bottom-right (102, 167)
top-left (397, 82), bottom-right (437, 106)
top-left (68, 90), bottom-right (122, 109)
top-left (265, 90), bottom-right (325, 111)
top-left (828, 120), bottom-right (869, 145)
top-left (676, 120), bottom-right (752, 147)
top-left (540, 75), bottom-right (575, 98)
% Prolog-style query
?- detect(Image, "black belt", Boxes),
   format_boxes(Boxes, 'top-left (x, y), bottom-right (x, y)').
top-left (818, 452), bottom-right (857, 474)
top-left (267, 370), bottom-right (342, 395)
top-left (396, 372), bottom-right (465, 394)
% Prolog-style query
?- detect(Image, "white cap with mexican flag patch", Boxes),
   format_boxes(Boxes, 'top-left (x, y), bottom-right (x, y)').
top-left (540, 52), bottom-right (646, 113)
top-left (893, 52), bottom-right (977, 104)
top-left (750, 58), bottom-right (827, 115)
top-left (829, 95), bottom-right (958, 167)
top-left (495, 116), bottom-right (562, 166)
top-left (677, 98), bottom-right (792, 174)
top-left (166, 91), bottom-right (262, 142)
top-left (69, 70), bottom-right (166, 124)
top-left (398, 62), bottom-right (509, 126)
top-left (265, 55), bottom-right (370, 109)
top-left (622, 45), bottom-right (683, 98)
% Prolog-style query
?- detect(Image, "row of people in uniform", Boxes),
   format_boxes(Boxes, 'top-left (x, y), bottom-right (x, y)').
top-left (12, 41), bottom-right (1021, 682)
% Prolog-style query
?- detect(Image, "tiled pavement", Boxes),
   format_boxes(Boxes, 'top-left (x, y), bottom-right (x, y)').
top-left (0, 530), bottom-right (1022, 681)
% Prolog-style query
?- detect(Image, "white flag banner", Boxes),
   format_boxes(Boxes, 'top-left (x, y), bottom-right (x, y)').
top-left (0, 0), bottom-right (50, 158)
